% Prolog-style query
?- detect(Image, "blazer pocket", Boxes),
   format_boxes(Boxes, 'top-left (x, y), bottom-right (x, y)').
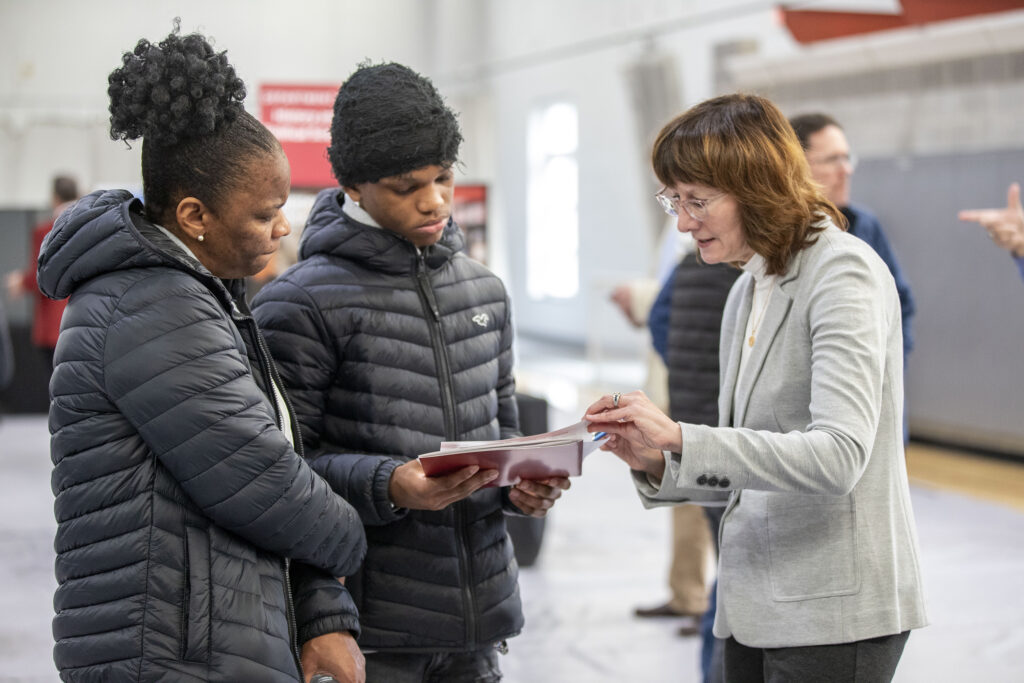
top-left (181, 525), bottom-right (212, 662)
top-left (766, 495), bottom-right (859, 601)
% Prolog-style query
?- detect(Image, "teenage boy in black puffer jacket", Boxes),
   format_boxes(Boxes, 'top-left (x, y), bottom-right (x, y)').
top-left (253, 62), bottom-right (569, 681)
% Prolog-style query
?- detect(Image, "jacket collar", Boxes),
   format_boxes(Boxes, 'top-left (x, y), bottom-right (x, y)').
top-left (298, 188), bottom-right (465, 274)
top-left (37, 189), bottom-right (240, 309)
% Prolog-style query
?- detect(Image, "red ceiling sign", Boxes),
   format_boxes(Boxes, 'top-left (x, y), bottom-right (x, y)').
top-left (781, 0), bottom-right (1024, 44)
top-left (259, 83), bottom-right (339, 189)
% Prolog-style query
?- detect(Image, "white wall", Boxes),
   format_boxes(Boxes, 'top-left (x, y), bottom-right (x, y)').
top-left (432, 0), bottom-right (793, 347)
top-left (0, 0), bottom-right (820, 349)
top-left (0, 0), bottom-right (431, 206)
top-left (7, 0), bottom-right (1020, 358)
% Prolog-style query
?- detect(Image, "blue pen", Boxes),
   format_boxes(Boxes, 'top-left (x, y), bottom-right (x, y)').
top-left (593, 432), bottom-right (607, 441)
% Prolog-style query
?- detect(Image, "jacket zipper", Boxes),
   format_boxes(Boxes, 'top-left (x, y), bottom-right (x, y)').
top-left (283, 558), bottom-right (301, 676)
top-left (415, 253), bottom-right (458, 438)
top-left (413, 252), bottom-right (477, 647)
top-left (233, 302), bottom-right (304, 679)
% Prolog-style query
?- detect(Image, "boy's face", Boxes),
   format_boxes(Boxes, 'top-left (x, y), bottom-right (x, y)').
top-left (345, 164), bottom-right (454, 247)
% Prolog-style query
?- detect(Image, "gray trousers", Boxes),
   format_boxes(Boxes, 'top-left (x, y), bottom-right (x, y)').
top-left (723, 631), bottom-right (910, 682)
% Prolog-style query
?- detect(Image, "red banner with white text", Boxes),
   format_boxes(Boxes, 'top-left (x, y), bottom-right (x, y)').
top-left (259, 83), bottom-right (339, 188)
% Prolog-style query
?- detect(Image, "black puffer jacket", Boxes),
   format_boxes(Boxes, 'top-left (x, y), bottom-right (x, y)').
top-left (666, 253), bottom-right (740, 425)
top-left (252, 189), bottom-right (523, 652)
top-left (39, 190), bottom-right (367, 682)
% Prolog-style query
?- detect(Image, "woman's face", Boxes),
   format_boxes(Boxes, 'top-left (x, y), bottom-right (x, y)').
top-left (666, 181), bottom-right (753, 265)
top-left (196, 151), bottom-right (292, 278)
top-left (344, 164), bottom-right (454, 247)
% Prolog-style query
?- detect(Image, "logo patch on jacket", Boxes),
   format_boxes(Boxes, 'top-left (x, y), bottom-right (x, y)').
top-left (472, 313), bottom-right (490, 328)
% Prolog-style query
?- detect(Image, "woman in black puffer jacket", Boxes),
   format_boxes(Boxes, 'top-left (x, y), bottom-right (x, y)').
top-left (38, 27), bottom-right (366, 683)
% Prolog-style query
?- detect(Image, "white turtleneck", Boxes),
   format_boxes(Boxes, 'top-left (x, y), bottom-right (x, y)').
top-left (736, 253), bottom-right (778, 385)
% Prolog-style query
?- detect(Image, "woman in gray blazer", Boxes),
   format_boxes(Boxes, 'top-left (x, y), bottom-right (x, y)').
top-left (585, 94), bottom-right (927, 681)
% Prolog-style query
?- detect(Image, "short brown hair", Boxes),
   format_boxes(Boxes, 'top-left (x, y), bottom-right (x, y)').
top-left (652, 94), bottom-right (844, 276)
top-left (52, 175), bottom-right (78, 204)
top-left (788, 112), bottom-right (841, 150)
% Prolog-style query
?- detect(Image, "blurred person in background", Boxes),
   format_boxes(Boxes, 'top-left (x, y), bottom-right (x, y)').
top-left (0, 296), bottom-right (12, 393)
top-left (586, 94), bottom-right (927, 682)
top-left (5, 175), bottom-right (78, 370)
top-left (646, 239), bottom-right (740, 681)
top-left (37, 26), bottom-right (366, 682)
top-left (959, 181), bottom-right (1024, 281)
top-left (789, 113), bottom-right (916, 366)
top-left (609, 260), bottom-right (714, 638)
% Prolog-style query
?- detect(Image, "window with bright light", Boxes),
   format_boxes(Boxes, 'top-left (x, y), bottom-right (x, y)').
top-left (526, 101), bottom-right (579, 299)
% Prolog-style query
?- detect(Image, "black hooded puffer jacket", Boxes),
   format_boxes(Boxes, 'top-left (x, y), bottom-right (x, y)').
top-left (666, 253), bottom-right (741, 426)
top-left (39, 190), bottom-right (367, 682)
top-left (252, 189), bottom-right (523, 652)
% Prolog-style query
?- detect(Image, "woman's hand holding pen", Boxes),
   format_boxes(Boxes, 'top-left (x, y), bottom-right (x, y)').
top-left (583, 390), bottom-right (682, 478)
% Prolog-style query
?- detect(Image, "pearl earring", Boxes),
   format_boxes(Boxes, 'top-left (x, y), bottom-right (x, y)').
top-left (197, 234), bottom-right (205, 242)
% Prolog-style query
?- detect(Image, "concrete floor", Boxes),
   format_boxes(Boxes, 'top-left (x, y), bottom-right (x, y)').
top-left (3, 406), bottom-right (1024, 682)
top-left (502, 447), bottom-right (1024, 682)
top-left (0, 416), bottom-right (59, 683)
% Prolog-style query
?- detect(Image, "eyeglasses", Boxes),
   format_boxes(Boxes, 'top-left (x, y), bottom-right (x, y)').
top-left (655, 191), bottom-right (726, 222)
top-left (808, 152), bottom-right (858, 170)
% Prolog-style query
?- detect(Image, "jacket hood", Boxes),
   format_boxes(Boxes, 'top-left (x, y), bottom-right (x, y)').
top-left (37, 189), bottom-right (236, 305)
top-left (298, 188), bottom-right (465, 273)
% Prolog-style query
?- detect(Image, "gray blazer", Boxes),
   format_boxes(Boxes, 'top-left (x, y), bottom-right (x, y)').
top-left (635, 223), bottom-right (928, 648)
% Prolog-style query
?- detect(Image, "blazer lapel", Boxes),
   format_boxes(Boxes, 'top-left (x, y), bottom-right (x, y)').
top-left (732, 249), bottom-right (806, 426)
top-left (719, 276), bottom-right (753, 428)
top-left (733, 288), bottom-right (793, 426)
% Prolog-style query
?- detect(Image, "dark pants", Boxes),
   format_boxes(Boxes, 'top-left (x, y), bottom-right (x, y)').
top-left (723, 631), bottom-right (910, 683)
top-left (364, 646), bottom-right (501, 683)
top-left (700, 579), bottom-right (724, 683)
top-left (701, 506), bottom-right (725, 683)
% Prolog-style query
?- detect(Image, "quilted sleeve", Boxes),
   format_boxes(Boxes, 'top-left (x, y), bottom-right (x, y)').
top-left (102, 271), bottom-right (366, 577)
top-left (290, 561), bottom-right (360, 644)
top-left (254, 276), bottom-right (407, 527)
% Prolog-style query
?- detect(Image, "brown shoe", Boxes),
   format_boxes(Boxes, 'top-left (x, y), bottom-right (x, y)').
top-left (634, 602), bottom-right (689, 618)
top-left (677, 622), bottom-right (700, 637)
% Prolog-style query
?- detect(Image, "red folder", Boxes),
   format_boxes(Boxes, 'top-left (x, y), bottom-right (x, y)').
top-left (418, 421), bottom-right (607, 487)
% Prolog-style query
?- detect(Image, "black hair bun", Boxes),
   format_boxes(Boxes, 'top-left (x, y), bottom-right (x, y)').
top-left (107, 22), bottom-right (246, 147)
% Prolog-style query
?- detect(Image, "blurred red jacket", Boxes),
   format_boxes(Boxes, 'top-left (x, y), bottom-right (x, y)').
top-left (20, 218), bottom-right (68, 349)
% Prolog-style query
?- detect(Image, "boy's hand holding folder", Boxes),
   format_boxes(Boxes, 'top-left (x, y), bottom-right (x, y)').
top-left (418, 420), bottom-right (608, 488)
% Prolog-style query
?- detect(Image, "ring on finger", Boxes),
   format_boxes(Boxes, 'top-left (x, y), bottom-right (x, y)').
top-left (612, 391), bottom-right (621, 408)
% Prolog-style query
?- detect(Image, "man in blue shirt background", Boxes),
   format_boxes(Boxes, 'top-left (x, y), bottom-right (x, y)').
top-left (789, 113), bottom-right (917, 361)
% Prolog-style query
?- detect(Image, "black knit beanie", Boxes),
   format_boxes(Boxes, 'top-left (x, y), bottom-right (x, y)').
top-left (328, 62), bottom-right (463, 186)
